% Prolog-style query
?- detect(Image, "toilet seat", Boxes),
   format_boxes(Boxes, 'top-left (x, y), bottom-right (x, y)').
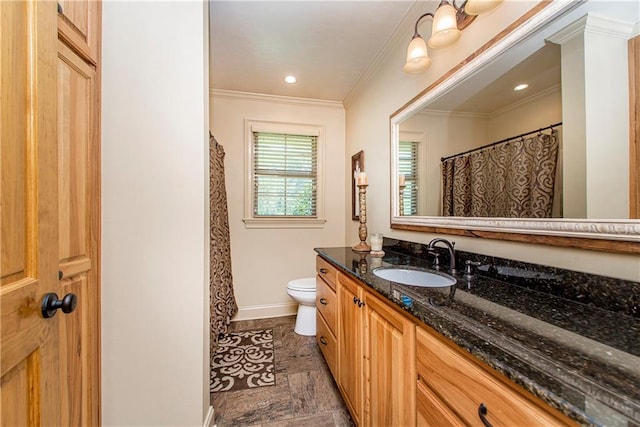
top-left (287, 277), bottom-right (316, 292)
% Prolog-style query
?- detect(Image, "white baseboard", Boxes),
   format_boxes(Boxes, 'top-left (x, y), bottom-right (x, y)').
top-left (232, 302), bottom-right (298, 321)
top-left (204, 405), bottom-right (215, 427)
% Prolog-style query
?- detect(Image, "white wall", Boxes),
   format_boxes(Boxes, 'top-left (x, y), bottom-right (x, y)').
top-left (210, 91), bottom-right (346, 320)
top-left (102, 2), bottom-right (210, 425)
top-left (400, 112), bottom-right (488, 216)
top-left (344, 1), bottom-right (640, 281)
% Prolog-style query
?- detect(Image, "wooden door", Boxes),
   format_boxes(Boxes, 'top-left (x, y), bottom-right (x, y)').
top-left (337, 273), bottom-right (363, 425)
top-left (1, 1), bottom-right (101, 425)
top-left (363, 291), bottom-right (416, 426)
top-left (1, 1), bottom-right (61, 424)
top-left (56, 35), bottom-right (100, 426)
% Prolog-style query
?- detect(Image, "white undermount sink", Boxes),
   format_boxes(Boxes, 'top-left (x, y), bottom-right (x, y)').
top-left (373, 268), bottom-right (456, 288)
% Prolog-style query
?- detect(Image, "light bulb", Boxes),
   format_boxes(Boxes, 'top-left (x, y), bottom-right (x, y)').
top-left (464, 0), bottom-right (503, 15)
top-left (404, 36), bottom-right (431, 74)
top-left (428, 2), bottom-right (461, 49)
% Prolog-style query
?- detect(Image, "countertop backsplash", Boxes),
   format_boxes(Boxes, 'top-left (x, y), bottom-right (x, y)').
top-left (383, 237), bottom-right (640, 319)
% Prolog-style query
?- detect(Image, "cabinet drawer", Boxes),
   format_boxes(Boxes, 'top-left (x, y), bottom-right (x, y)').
top-left (316, 256), bottom-right (337, 290)
top-left (417, 379), bottom-right (464, 426)
top-left (316, 312), bottom-right (337, 379)
top-left (416, 327), bottom-right (574, 427)
top-left (316, 276), bottom-right (337, 335)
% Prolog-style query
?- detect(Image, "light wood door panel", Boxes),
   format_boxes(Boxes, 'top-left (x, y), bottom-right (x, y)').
top-left (337, 273), bottom-right (362, 425)
top-left (1, 1), bottom-right (61, 425)
top-left (416, 380), bottom-right (464, 426)
top-left (57, 0), bottom-right (100, 65)
top-left (0, 0), bottom-right (29, 286)
top-left (363, 291), bottom-right (416, 427)
top-left (416, 326), bottom-right (574, 426)
top-left (57, 38), bottom-right (100, 427)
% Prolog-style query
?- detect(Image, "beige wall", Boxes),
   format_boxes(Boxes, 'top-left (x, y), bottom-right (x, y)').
top-left (102, 2), bottom-right (210, 425)
top-left (210, 91), bottom-right (346, 320)
top-left (344, 1), bottom-right (640, 281)
top-left (400, 112), bottom-right (487, 216)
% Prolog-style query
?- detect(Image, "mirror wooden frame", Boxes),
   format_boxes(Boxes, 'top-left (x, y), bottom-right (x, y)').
top-left (390, 1), bottom-right (640, 254)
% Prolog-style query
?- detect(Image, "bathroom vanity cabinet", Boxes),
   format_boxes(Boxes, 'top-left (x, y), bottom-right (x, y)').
top-left (316, 257), bottom-right (338, 378)
top-left (315, 255), bottom-right (575, 427)
top-left (416, 326), bottom-right (573, 426)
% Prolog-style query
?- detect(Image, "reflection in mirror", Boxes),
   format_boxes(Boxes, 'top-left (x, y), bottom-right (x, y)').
top-left (392, 2), bottom-right (639, 227)
top-left (390, 0), bottom-right (640, 243)
top-left (399, 41), bottom-right (563, 218)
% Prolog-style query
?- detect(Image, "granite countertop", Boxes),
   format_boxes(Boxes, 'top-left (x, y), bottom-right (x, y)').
top-left (314, 246), bottom-right (640, 427)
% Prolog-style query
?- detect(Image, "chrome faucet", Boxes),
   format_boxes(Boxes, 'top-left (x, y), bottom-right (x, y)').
top-left (427, 238), bottom-right (456, 275)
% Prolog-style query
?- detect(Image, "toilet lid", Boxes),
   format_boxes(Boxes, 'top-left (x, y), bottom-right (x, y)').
top-left (287, 277), bottom-right (316, 291)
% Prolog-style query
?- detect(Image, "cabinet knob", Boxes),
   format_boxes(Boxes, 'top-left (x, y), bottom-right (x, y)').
top-left (478, 403), bottom-right (493, 427)
top-left (320, 268), bottom-right (328, 274)
top-left (319, 298), bottom-right (328, 305)
top-left (353, 296), bottom-right (358, 304)
top-left (319, 336), bottom-right (328, 345)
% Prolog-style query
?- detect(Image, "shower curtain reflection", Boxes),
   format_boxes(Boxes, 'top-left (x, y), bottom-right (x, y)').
top-left (442, 130), bottom-right (559, 218)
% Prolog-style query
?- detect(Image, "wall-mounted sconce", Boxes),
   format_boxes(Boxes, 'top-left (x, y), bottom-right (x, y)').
top-left (403, 0), bottom-right (503, 74)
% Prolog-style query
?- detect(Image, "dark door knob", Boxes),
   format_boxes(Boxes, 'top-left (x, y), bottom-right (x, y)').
top-left (42, 293), bottom-right (77, 318)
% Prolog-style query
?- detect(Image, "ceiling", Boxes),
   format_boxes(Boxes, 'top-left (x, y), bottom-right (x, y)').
top-left (209, 1), bottom-right (415, 101)
top-left (426, 42), bottom-right (561, 115)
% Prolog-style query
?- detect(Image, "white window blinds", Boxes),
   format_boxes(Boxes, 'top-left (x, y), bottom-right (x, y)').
top-left (399, 141), bottom-right (419, 215)
top-left (253, 132), bottom-right (318, 217)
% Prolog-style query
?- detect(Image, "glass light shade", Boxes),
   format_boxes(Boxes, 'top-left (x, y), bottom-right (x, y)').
top-left (464, 0), bottom-right (503, 15)
top-left (428, 2), bottom-right (461, 49)
top-left (403, 36), bottom-right (431, 74)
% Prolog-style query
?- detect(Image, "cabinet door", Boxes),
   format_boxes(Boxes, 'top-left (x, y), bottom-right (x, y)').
top-left (363, 291), bottom-right (416, 426)
top-left (337, 273), bottom-right (363, 425)
top-left (416, 327), bottom-right (574, 426)
top-left (417, 380), bottom-right (464, 426)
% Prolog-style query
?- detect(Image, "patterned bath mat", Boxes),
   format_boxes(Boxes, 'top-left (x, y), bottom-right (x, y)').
top-left (210, 329), bottom-right (275, 392)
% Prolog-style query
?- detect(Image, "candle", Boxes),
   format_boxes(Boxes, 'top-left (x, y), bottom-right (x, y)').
top-left (399, 174), bottom-right (406, 186)
top-left (370, 233), bottom-right (383, 251)
top-left (356, 171), bottom-right (368, 186)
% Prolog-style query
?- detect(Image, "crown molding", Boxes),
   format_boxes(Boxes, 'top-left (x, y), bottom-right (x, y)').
top-left (210, 89), bottom-right (344, 110)
top-left (343, 2), bottom-right (426, 108)
top-left (548, 12), bottom-right (635, 44)
top-left (416, 108), bottom-right (490, 119)
top-left (490, 84), bottom-right (561, 118)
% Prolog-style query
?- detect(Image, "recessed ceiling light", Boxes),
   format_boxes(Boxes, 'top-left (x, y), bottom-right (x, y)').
top-left (284, 75), bottom-right (297, 84)
top-left (514, 83), bottom-right (529, 91)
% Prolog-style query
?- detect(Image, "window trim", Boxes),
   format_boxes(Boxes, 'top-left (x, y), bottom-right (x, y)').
top-left (243, 119), bottom-right (326, 229)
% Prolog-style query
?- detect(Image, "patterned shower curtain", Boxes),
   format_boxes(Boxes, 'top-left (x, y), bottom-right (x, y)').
top-left (442, 130), bottom-right (559, 218)
top-left (210, 135), bottom-right (238, 351)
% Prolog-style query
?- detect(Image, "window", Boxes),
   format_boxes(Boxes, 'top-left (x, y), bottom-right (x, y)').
top-left (253, 132), bottom-right (317, 217)
top-left (399, 140), bottom-right (419, 215)
top-left (244, 120), bottom-right (325, 228)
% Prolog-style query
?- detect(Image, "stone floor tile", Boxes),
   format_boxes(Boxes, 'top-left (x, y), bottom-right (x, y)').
top-left (261, 412), bottom-right (335, 427)
top-left (212, 374), bottom-right (293, 426)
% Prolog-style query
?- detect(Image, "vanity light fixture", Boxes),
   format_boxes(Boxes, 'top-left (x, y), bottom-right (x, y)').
top-left (403, 0), bottom-right (503, 74)
top-left (284, 75), bottom-right (297, 84)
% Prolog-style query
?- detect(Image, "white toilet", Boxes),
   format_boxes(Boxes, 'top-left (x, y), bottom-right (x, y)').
top-left (286, 277), bottom-right (317, 336)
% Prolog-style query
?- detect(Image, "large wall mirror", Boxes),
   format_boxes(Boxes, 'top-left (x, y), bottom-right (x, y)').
top-left (390, 0), bottom-right (640, 252)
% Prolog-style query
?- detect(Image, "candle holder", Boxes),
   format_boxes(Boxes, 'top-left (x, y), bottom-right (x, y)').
top-left (353, 184), bottom-right (371, 252)
top-left (399, 184), bottom-right (406, 216)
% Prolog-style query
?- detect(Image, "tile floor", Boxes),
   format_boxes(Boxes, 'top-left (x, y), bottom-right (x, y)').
top-left (211, 316), bottom-right (354, 427)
